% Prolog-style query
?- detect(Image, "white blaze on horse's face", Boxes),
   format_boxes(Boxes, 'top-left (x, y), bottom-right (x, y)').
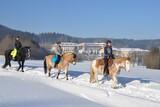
top-left (27, 49), bottom-right (31, 58)
top-left (125, 60), bottom-right (131, 72)
top-left (72, 57), bottom-right (76, 65)
top-left (72, 61), bottom-right (76, 65)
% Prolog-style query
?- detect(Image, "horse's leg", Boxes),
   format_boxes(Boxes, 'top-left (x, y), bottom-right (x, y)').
top-left (90, 66), bottom-right (95, 83)
top-left (21, 60), bottom-right (25, 72)
top-left (48, 67), bottom-right (52, 77)
top-left (111, 74), bottom-right (118, 88)
top-left (2, 58), bottom-right (8, 68)
top-left (56, 69), bottom-right (61, 79)
top-left (8, 55), bottom-right (12, 67)
top-left (17, 61), bottom-right (22, 71)
top-left (95, 71), bottom-right (98, 83)
top-left (8, 60), bottom-right (11, 67)
top-left (2, 54), bottom-right (10, 68)
top-left (64, 65), bottom-right (69, 80)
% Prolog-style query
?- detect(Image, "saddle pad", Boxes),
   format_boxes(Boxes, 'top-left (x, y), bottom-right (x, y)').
top-left (51, 55), bottom-right (58, 63)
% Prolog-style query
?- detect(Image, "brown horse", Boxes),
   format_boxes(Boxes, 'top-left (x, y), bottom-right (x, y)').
top-left (44, 52), bottom-right (77, 80)
top-left (90, 57), bottom-right (131, 88)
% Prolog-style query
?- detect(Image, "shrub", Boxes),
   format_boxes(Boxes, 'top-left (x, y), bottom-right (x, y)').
top-left (143, 47), bottom-right (160, 69)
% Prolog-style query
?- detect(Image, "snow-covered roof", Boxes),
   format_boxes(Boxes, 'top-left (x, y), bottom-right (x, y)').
top-left (113, 48), bottom-right (149, 52)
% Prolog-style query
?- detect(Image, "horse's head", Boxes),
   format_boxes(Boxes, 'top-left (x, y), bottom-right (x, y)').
top-left (115, 57), bottom-right (131, 72)
top-left (23, 46), bottom-right (31, 58)
top-left (62, 52), bottom-right (77, 65)
top-left (121, 57), bottom-right (131, 72)
top-left (125, 57), bottom-right (131, 72)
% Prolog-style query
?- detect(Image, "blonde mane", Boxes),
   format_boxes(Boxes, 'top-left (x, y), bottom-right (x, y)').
top-left (62, 52), bottom-right (75, 56)
top-left (114, 57), bottom-right (130, 63)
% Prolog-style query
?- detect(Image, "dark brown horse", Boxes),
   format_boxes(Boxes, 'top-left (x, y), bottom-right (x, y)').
top-left (2, 47), bottom-right (31, 72)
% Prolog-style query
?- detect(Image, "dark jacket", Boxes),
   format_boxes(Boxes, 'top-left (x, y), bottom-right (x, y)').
top-left (104, 46), bottom-right (114, 59)
top-left (15, 40), bottom-right (22, 49)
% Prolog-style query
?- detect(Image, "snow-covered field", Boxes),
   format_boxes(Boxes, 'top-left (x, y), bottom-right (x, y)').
top-left (0, 56), bottom-right (160, 107)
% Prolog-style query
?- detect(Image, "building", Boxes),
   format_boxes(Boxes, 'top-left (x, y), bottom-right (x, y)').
top-left (51, 42), bottom-right (79, 53)
top-left (51, 42), bottom-right (148, 57)
top-left (51, 42), bottom-right (106, 55)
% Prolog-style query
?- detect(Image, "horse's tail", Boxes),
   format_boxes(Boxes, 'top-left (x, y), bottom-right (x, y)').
top-left (44, 57), bottom-right (47, 74)
top-left (2, 50), bottom-right (10, 68)
top-left (90, 62), bottom-right (95, 83)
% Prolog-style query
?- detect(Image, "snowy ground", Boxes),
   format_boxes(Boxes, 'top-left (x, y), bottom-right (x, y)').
top-left (0, 56), bottom-right (160, 107)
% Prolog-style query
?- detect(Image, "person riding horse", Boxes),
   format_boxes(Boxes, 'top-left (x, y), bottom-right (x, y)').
top-left (11, 36), bottom-right (22, 59)
top-left (53, 41), bottom-right (63, 68)
top-left (103, 40), bottom-right (115, 75)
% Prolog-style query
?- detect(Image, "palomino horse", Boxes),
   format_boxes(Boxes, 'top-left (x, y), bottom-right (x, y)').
top-left (43, 52), bottom-right (77, 80)
top-left (90, 57), bottom-right (131, 88)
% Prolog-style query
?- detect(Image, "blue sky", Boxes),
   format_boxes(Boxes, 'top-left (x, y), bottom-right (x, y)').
top-left (0, 0), bottom-right (160, 39)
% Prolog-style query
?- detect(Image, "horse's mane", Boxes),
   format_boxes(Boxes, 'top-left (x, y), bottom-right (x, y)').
top-left (22, 46), bottom-right (31, 49)
top-left (114, 57), bottom-right (130, 63)
top-left (62, 52), bottom-right (76, 58)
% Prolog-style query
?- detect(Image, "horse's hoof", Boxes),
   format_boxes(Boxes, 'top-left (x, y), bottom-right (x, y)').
top-left (112, 86), bottom-right (119, 89)
top-left (48, 74), bottom-right (51, 77)
top-left (22, 70), bottom-right (24, 72)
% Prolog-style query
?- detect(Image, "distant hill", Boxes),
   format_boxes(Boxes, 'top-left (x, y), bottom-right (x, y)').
top-left (0, 24), bottom-right (160, 50)
top-left (38, 33), bottom-right (160, 49)
top-left (0, 24), bottom-right (39, 42)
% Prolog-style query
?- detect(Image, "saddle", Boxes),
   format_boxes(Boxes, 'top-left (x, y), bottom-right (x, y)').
top-left (51, 54), bottom-right (61, 64)
top-left (11, 48), bottom-right (18, 59)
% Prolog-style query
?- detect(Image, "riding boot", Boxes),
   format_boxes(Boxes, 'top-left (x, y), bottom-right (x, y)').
top-left (103, 66), bottom-right (109, 75)
top-left (106, 67), bottom-right (109, 75)
top-left (103, 67), bottom-right (106, 76)
top-left (103, 58), bottom-right (108, 76)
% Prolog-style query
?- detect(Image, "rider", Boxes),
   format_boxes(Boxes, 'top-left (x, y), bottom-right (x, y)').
top-left (103, 40), bottom-right (114, 75)
top-left (53, 41), bottom-right (63, 68)
top-left (11, 36), bottom-right (22, 59)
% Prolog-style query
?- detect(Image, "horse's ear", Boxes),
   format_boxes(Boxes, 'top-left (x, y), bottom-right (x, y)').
top-left (27, 47), bottom-right (31, 49)
top-left (127, 57), bottom-right (131, 61)
top-left (73, 53), bottom-right (77, 58)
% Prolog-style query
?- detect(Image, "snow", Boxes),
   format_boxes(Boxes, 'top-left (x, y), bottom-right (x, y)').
top-left (0, 56), bottom-right (160, 107)
top-left (0, 75), bottom-right (104, 107)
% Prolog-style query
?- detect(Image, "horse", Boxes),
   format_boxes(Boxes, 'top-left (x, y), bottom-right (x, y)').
top-left (43, 52), bottom-right (77, 80)
top-left (90, 57), bottom-right (131, 88)
top-left (2, 46), bottom-right (31, 72)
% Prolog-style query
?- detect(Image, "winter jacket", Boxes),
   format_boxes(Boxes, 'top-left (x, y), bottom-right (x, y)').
top-left (104, 46), bottom-right (114, 59)
top-left (15, 40), bottom-right (22, 49)
top-left (54, 44), bottom-right (62, 55)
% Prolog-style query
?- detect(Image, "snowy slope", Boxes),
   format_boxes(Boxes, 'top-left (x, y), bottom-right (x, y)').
top-left (0, 72), bottom-right (104, 107)
top-left (0, 57), bottom-right (160, 107)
